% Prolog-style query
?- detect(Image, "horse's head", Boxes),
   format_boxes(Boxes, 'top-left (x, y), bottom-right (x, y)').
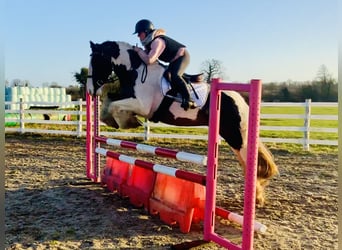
top-left (87, 41), bottom-right (117, 96)
top-left (86, 40), bottom-right (143, 96)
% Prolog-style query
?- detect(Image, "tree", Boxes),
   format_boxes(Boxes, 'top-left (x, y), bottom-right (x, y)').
top-left (299, 84), bottom-right (319, 101)
top-left (200, 59), bottom-right (226, 83)
top-left (49, 82), bottom-right (62, 88)
top-left (74, 67), bottom-right (88, 86)
top-left (11, 79), bottom-right (30, 87)
top-left (73, 67), bottom-right (89, 99)
top-left (22, 80), bottom-right (30, 87)
top-left (262, 82), bottom-right (279, 101)
top-left (315, 64), bottom-right (336, 101)
top-left (279, 86), bottom-right (290, 101)
top-left (66, 85), bottom-right (82, 101)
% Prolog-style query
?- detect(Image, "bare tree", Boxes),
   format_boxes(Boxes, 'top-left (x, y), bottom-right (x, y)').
top-left (200, 59), bottom-right (226, 83)
top-left (315, 64), bottom-right (336, 101)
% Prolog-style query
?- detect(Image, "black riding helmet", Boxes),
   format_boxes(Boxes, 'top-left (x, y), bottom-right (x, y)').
top-left (133, 19), bottom-right (154, 34)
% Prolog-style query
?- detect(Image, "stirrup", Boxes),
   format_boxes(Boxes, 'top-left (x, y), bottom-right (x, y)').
top-left (181, 99), bottom-right (197, 111)
top-left (189, 101), bottom-right (197, 109)
top-left (181, 98), bottom-right (190, 111)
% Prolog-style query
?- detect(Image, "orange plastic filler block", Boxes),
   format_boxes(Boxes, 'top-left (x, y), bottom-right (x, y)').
top-left (101, 157), bottom-right (206, 233)
top-left (101, 157), bottom-right (130, 195)
top-left (149, 173), bottom-right (205, 233)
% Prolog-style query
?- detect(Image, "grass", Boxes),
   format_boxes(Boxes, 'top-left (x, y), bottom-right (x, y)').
top-left (259, 106), bottom-right (338, 142)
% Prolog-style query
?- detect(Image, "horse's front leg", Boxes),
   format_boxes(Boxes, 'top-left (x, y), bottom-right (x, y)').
top-left (232, 148), bottom-right (266, 207)
top-left (100, 103), bottom-right (120, 129)
top-left (107, 98), bottom-right (146, 129)
top-left (232, 143), bottom-right (278, 207)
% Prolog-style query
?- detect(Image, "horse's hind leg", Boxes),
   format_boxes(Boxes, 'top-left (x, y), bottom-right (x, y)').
top-left (107, 99), bottom-right (143, 129)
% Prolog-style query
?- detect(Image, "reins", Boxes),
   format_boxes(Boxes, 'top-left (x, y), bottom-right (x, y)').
top-left (87, 75), bottom-right (105, 88)
top-left (140, 63), bottom-right (147, 83)
top-left (90, 44), bottom-right (148, 86)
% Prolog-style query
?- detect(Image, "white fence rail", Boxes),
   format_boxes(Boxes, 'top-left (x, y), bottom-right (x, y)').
top-left (5, 99), bottom-right (338, 150)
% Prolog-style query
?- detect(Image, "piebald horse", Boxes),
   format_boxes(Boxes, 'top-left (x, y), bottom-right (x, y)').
top-left (86, 40), bottom-right (278, 206)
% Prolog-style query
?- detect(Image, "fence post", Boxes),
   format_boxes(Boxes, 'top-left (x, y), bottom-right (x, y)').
top-left (144, 119), bottom-right (150, 141)
top-left (19, 97), bottom-right (25, 134)
top-left (303, 99), bottom-right (311, 151)
top-left (77, 98), bottom-right (83, 137)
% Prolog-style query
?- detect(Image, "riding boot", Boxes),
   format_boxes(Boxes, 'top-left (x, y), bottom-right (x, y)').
top-left (181, 97), bottom-right (190, 111)
top-left (177, 81), bottom-right (192, 111)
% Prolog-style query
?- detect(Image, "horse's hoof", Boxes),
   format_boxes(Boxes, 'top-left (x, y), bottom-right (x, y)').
top-left (101, 117), bottom-right (119, 129)
top-left (256, 195), bottom-right (265, 207)
top-left (121, 119), bottom-right (142, 129)
top-left (256, 200), bottom-right (265, 208)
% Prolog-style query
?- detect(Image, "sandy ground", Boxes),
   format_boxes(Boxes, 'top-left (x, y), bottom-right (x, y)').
top-left (5, 134), bottom-right (338, 249)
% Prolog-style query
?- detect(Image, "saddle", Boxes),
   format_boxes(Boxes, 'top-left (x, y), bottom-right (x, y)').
top-left (183, 73), bottom-right (204, 83)
top-left (163, 70), bottom-right (204, 84)
top-left (150, 71), bottom-right (209, 122)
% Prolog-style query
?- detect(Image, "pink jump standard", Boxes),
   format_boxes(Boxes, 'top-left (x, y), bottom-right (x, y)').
top-left (86, 79), bottom-right (263, 249)
top-left (204, 79), bottom-right (262, 249)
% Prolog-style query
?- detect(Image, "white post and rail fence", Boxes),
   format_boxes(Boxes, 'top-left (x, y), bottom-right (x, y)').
top-left (5, 99), bottom-right (338, 150)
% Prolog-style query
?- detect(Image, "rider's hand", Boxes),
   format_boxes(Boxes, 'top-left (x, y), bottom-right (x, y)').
top-left (133, 46), bottom-right (142, 53)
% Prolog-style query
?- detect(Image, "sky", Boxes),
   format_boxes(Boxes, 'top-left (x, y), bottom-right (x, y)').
top-left (4, 0), bottom-right (338, 87)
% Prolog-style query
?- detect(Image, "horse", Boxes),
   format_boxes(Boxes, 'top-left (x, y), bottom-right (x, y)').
top-left (86, 40), bottom-right (278, 207)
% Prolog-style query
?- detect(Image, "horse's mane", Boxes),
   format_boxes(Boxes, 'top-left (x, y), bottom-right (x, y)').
top-left (100, 40), bottom-right (133, 48)
top-left (95, 40), bottom-right (163, 83)
top-left (116, 41), bottom-right (134, 49)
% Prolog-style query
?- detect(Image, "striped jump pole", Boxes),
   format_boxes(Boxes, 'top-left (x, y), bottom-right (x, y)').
top-left (215, 207), bottom-right (267, 233)
top-left (95, 136), bottom-right (207, 166)
top-left (96, 147), bottom-right (207, 185)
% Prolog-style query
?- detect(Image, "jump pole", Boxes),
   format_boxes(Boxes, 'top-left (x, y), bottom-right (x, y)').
top-left (95, 147), bottom-right (207, 185)
top-left (95, 136), bottom-right (207, 166)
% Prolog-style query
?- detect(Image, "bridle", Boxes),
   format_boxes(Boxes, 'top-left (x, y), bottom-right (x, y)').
top-left (88, 45), bottom-right (149, 87)
top-left (87, 51), bottom-right (113, 87)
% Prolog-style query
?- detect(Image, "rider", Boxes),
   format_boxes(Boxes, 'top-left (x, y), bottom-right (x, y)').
top-left (133, 19), bottom-right (194, 111)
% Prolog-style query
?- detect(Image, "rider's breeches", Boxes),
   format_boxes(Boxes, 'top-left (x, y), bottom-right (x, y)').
top-left (168, 51), bottom-right (190, 99)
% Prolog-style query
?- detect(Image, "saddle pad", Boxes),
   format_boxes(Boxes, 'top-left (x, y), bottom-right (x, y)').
top-left (161, 78), bottom-right (209, 108)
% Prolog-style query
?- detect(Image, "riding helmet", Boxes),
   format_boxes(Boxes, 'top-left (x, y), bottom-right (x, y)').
top-left (133, 19), bottom-right (154, 34)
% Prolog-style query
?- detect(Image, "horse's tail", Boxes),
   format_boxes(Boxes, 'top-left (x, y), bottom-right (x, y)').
top-left (257, 142), bottom-right (279, 180)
